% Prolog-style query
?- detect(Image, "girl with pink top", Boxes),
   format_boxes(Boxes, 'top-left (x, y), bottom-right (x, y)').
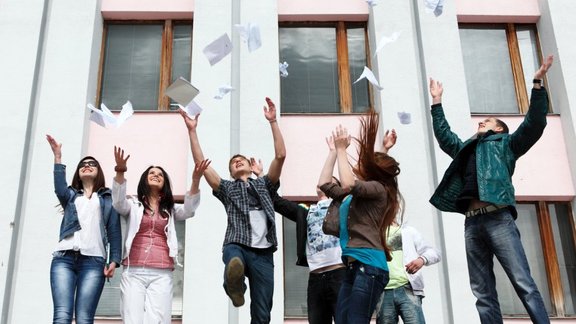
top-left (112, 146), bottom-right (210, 324)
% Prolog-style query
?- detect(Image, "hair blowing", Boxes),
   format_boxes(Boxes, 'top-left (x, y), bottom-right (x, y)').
top-left (352, 111), bottom-right (404, 260)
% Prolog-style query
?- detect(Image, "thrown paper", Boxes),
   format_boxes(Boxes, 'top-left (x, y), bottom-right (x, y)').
top-left (424, 0), bottom-right (444, 17)
top-left (214, 85), bottom-right (235, 99)
top-left (203, 33), bottom-right (233, 66)
top-left (374, 31), bottom-right (401, 57)
top-left (279, 62), bottom-right (289, 78)
top-left (165, 77), bottom-right (200, 107)
top-left (397, 112), bottom-right (412, 125)
top-left (88, 101), bottom-right (133, 128)
top-left (353, 66), bottom-right (383, 91)
top-left (234, 23), bottom-right (262, 52)
top-left (366, 0), bottom-right (378, 7)
top-left (179, 100), bottom-right (203, 117)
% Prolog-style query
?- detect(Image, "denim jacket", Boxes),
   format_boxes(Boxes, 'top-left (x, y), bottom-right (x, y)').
top-left (429, 88), bottom-right (548, 214)
top-left (53, 163), bottom-right (122, 265)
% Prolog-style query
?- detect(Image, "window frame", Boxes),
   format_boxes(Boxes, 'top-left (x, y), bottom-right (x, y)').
top-left (97, 20), bottom-right (193, 111)
top-left (278, 21), bottom-right (374, 114)
top-left (513, 201), bottom-right (576, 317)
top-left (458, 23), bottom-right (547, 114)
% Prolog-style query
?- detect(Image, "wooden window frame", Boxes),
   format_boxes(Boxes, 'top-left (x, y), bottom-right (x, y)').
top-left (279, 21), bottom-right (373, 114)
top-left (521, 201), bottom-right (576, 318)
top-left (97, 20), bottom-right (192, 111)
top-left (459, 23), bottom-right (546, 114)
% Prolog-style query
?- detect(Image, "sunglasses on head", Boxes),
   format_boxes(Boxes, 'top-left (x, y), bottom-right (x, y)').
top-left (80, 161), bottom-right (98, 168)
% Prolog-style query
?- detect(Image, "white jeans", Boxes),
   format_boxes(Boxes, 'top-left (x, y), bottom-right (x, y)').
top-left (121, 267), bottom-right (173, 324)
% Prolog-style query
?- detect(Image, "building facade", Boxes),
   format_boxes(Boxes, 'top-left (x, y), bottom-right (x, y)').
top-left (1, 0), bottom-right (575, 323)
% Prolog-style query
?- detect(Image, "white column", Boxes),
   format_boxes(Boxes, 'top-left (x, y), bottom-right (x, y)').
top-left (1, 0), bottom-right (103, 323)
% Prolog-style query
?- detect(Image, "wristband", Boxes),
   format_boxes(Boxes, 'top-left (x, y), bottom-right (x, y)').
top-left (532, 79), bottom-right (542, 84)
top-left (114, 165), bottom-right (127, 172)
top-left (269, 119), bottom-right (277, 124)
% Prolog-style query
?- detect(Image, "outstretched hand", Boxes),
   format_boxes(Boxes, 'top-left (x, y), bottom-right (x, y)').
top-left (332, 125), bottom-right (351, 150)
top-left (179, 109), bottom-right (200, 132)
top-left (325, 135), bottom-right (336, 151)
top-left (250, 157), bottom-right (264, 177)
top-left (383, 129), bottom-right (397, 152)
top-left (263, 97), bottom-right (277, 122)
top-left (534, 54), bottom-right (554, 80)
top-left (429, 78), bottom-right (443, 104)
top-left (46, 134), bottom-right (62, 159)
top-left (193, 159), bottom-right (211, 181)
top-left (114, 146), bottom-right (130, 172)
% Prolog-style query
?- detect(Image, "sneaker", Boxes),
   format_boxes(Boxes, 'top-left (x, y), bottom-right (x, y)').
top-left (226, 257), bottom-right (245, 307)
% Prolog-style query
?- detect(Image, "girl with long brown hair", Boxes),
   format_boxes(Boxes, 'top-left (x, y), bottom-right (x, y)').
top-left (318, 111), bottom-right (402, 324)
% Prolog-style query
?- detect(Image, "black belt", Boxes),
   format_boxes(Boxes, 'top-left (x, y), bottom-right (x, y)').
top-left (465, 204), bottom-right (507, 218)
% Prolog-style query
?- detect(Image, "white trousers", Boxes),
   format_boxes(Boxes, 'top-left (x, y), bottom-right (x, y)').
top-left (120, 267), bottom-right (173, 324)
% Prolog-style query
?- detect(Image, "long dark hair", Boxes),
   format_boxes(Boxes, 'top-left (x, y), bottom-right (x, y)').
top-left (353, 111), bottom-right (403, 260)
top-left (137, 166), bottom-right (175, 216)
top-left (71, 156), bottom-right (106, 192)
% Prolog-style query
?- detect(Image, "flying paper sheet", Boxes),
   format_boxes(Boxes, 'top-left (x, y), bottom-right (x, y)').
top-left (397, 111), bottom-right (412, 125)
top-left (214, 85), bottom-right (235, 100)
top-left (353, 66), bottom-right (383, 91)
top-left (279, 62), bottom-right (289, 78)
top-left (234, 23), bottom-right (262, 52)
top-left (424, 0), bottom-right (444, 17)
top-left (374, 31), bottom-right (401, 57)
top-left (165, 77), bottom-right (200, 107)
top-left (203, 33), bottom-right (233, 66)
top-left (88, 101), bottom-right (133, 128)
top-left (366, 0), bottom-right (378, 7)
top-left (179, 100), bottom-right (203, 117)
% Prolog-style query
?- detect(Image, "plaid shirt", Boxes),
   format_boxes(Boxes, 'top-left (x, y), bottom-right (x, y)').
top-left (213, 176), bottom-right (279, 249)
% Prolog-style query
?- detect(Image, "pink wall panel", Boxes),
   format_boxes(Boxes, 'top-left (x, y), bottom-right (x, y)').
top-left (456, 0), bottom-right (540, 23)
top-left (101, 0), bottom-right (194, 20)
top-left (278, 0), bottom-right (368, 22)
top-left (87, 113), bottom-right (191, 196)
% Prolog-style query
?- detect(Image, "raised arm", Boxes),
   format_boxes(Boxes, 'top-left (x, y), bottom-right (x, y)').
top-left (47, 134), bottom-right (70, 204)
top-left (191, 159), bottom-right (211, 195)
top-left (112, 146), bottom-right (132, 216)
top-left (179, 110), bottom-right (221, 190)
top-left (333, 125), bottom-right (354, 190)
top-left (381, 129), bottom-right (397, 154)
top-left (263, 97), bottom-right (286, 184)
top-left (317, 136), bottom-right (337, 187)
top-left (429, 78), bottom-right (464, 158)
top-left (510, 54), bottom-right (554, 157)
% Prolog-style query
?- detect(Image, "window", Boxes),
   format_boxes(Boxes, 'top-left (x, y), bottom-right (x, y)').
top-left (99, 21), bottom-right (192, 111)
top-left (459, 24), bottom-right (543, 114)
top-left (283, 213), bottom-right (310, 317)
top-left (495, 202), bottom-right (576, 317)
top-left (95, 205), bottom-right (187, 317)
top-left (279, 22), bottom-right (371, 114)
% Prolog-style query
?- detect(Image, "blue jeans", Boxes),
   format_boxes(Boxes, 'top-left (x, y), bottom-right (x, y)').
top-left (222, 244), bottom-right (274, 324)
top-left (50, 250), bottom-right (106, 324)
top-left (465, 209), bottom-right (550, 324)
top-left (377, 286), bottom-right (425, 324)
top-left (335, 261), bottom-right (389, 324)
top-left (307, 267), bottom-right (346, 324)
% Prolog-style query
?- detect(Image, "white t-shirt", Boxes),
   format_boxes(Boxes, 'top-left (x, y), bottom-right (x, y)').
top-left (305, 198), bottom-right (343, 271)
top-left (55, 194), bottom-right (105, 257)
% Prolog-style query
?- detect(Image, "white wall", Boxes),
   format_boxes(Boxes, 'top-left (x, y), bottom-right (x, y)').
top-left (2, 0), bottom-right (103, 322)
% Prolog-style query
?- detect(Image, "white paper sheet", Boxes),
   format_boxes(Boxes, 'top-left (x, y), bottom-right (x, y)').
top-left (353, 66), bottom-right (383, 91)
top-left (203, 33), bottom-right (233, 66)
top-left (214, 85), bottom-right (235, 99)
top-left (165, 77), bottom-right (200, 106)
top-left (88, 101), bottom-right (133, 128)
top-left (397, 111), bottom-right (412, 124)
top-left (279, 62), bottom-right (289, 78)
top-left (179, 100), bottom-right (203, 117)
top-left (234, 23), bottom-right (262, 52)
top-left (424, 0), bottom-right (444, 17)
top-left (374, 31), bottom-right (401, 57)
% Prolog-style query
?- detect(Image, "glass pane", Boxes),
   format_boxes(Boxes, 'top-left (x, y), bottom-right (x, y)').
top-left (494, 204), bottom-right (552, 315)
top-left (549, 203), bottom-right (576, 315)
top-left (283, 217), bottom-right (309, 317)
top-left (101, 24), bottom-right (163, 110)
top-left (95, 218), bottom-right (186, 316)
top-left (279, 27), bottom-right (340, 113)
top-left (516, 26), bottom-right (541, 104)
top-left (459, 26), bottom-right (518, 113)
top-left (170, 24), bottom-right (193, 111)
top-left (347, 28), bottom-right (370, 113)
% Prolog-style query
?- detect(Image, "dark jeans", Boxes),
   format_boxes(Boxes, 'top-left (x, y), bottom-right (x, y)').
top-left (307, 267), bottom-right (346, 324)
top-left (222, 244), bottom-right (274, 324)
top-left (50, 250), bottom-right (106, 324)
top-left (377, 285), bottom-right (425, 324)
top-left (465, 209), bottom-right (550, 324)
top-left (335, 261), bottom-right (389, 324)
